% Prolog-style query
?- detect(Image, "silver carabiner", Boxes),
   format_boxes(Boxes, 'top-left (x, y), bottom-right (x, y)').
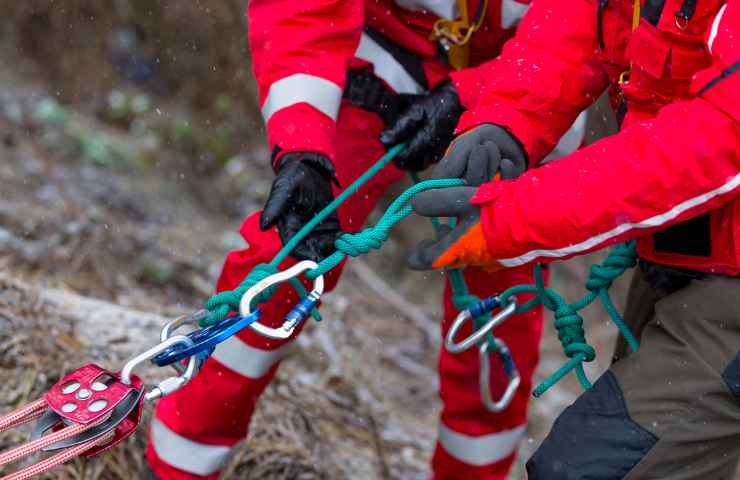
top-left (120, 335), bottom-right (198, 402)
top-left (479, 338), bottom-right (520, 413)
top-left (160, 309), bottom-right (208, 343)
top-left (160, 310), bottom-right (208, 375)
top-left (445, 296), bottom-right (518, 354)
top-left (240, 260), bottom-right (325, 340)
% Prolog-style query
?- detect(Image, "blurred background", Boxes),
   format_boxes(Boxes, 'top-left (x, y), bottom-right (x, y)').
top-left (0, 2), bottom-right (629, 479)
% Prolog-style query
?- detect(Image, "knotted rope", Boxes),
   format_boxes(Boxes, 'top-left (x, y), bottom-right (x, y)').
top-left (200, 143), bottom-right (639, 398)
top-left (499, 241), bottom-right (638, 396)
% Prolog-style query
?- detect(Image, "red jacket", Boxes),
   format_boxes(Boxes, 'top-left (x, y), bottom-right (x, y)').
top-left (459, 0), bottom-right (740, 275)
top-left (247, 0), bottom-right (530, 165)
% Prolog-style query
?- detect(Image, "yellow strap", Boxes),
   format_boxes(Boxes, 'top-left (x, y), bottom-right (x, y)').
top-left (631, 0), bottom-right (641, 30)
top-left (431, 0), bottom-right (488, 46)
top-left (619, 0), bottom-right (642, 84)
top-left (459, 0), bottom-right (469, 25)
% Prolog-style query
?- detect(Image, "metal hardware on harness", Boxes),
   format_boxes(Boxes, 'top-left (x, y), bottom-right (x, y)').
top-left (120, 335), bottom-right (198, 402)
top-left (153, 309), bottom-right (262, 370)
top-left (445, 296), bottom-right (518, 354)
top-left (479, 338), bottom-right (521, 412)
top-left (241, 260), bottom-right (325, 340)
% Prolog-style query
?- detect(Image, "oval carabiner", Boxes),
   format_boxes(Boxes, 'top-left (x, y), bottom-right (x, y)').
top-left (160, 309), bottom-right (208, 343)
top-left (120, 335), bottom-right (198, 402)
top-left (159, 309), bottom-right (210, 375)
top-left (445, 296), bottom-right (518, 354)
top-left (479, 338), bottom-right (520, 413)
top-left (240, 260), bottom-right (325, 340)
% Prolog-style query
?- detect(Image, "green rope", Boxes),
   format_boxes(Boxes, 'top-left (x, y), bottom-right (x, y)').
top-left (201, 144), bottom-right (639, 400)
top-left (499, 241), bottom-right (639, 396)
top-left (408, 172), bottom-right (497, 350)
top-left (202, 144), bottom-right (464, 326)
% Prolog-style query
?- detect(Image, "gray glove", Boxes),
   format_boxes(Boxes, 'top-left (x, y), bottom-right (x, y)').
top-left (431, 124), bottom-right (528, 185)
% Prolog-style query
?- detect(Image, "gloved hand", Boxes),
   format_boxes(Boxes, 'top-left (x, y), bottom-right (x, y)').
top-left (407, 124), bottom-right (528, 270)
top-left (407, 186), bottom-right (498, 270)
top-left (431, 123), bottom-right (528, 185)
top-left (379, 81), bottom-right (463, 171)
top-left (259, 152), bottom-right (341, 262)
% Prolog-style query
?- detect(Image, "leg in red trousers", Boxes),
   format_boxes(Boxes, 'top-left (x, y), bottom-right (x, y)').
top-left (432, 266), bottom-right (543, 480)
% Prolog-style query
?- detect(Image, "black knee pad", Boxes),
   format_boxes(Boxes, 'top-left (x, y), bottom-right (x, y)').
top-left (526, 371), bottom-right (657, 480)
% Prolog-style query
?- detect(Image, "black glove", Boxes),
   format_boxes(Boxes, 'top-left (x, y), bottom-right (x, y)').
top-left (380, 81), bottom-right (464, 171)
top-left (432, 124), bottom-right (528, 185)
top-left (259, 152), bottom-right (341, 262)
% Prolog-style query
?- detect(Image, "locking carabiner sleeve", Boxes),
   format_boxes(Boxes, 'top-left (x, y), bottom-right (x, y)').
top-left (445, 295), bottom-right (518, 354)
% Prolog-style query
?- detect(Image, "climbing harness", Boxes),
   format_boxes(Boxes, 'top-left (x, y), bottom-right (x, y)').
top-left (431, 0), bottom-right (489, 70)
top-left (0, 143), bottom-right (639, 476)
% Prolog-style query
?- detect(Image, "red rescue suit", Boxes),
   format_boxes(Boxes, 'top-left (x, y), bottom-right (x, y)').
top-left (146, 1), bottom-right (546, 480)
top-left (457, 0), bottom-right (740, 274)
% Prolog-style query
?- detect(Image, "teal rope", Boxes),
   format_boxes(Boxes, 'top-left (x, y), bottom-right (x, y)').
top-left (407, 172), bottom-right (496, 350)
top-left (499, 242), bottom-right (639, 397)
top-left (202, 144), bottom-right (464, 326)
top-left (201, 143), bottom-right (639, 401)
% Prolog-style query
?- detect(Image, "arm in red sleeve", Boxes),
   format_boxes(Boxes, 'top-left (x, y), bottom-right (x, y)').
top-left (248, 0), bottom-right (363, 165)
top-left (456, 0), bottom-right (615, 165)
top-left (471, 0), bottom-right (740, 269)
top-left (471, 92), bottom-right (740, 269)
top-left (449, 62), bottom-right (493, 110)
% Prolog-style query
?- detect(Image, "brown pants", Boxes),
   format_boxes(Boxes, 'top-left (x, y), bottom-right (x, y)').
top-left (527, 269), bottom-right (740, 479)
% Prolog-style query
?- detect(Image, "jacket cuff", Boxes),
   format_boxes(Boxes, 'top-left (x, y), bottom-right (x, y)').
top-left (456, 106), bottom-right (556, 168)
top-left (266, 103), bottom-right (337, 168)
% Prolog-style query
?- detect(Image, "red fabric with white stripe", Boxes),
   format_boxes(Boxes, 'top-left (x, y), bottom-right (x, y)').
top-left (249, 0), bottom-right (529, 166)
top-left (458, 0), bottom-right (740, 274)
top-left (147, 105), bottom-right (543, 479)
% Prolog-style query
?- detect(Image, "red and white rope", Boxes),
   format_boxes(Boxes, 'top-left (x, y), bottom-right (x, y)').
top-left (0, 431), bottom-right (113, 480)
top-left (0, 399), bottom-right (47, 434)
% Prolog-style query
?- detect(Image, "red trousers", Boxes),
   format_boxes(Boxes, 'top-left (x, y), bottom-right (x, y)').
top-left (146, 104), bottom-right (543, 479)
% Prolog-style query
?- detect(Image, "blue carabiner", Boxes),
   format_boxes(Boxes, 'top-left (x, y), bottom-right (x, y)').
top-left (152, 310), bottom-right (262, 367)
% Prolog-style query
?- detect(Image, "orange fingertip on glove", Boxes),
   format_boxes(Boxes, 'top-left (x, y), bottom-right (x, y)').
top-left (432, 223), bottom-right (504, 272)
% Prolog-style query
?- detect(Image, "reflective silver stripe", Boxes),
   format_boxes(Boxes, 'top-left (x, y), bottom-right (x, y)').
top-left (151, 418), bottom-right (231, 476)
top-left (261, 73), bottom-right (342, 123)
top-left (394, 0), bottom-right (458, 20)
top-left (355, 33), bottom-right (426, 95)
top-left (707, 4), bottom-right (727, 54)
top-left (211, 335), bottom-right (292, 379)
top-left (438, 423), bottom-right (526, 466)
top-left (501, 0), bottom-right (530, 29)
top-left (499, 172), bottom-right (740, 267)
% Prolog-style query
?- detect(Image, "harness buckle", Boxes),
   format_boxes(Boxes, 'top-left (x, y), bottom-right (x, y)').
top-left (241, 260), bottom-right (325, 340)
top-left (479, 338), bottom-right (521, 412)
top-left (445, 295), bottom-right (518, 353)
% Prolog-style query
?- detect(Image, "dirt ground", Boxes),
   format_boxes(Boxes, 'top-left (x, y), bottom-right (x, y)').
top-left (1, 4), bottom-right (730, 480)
